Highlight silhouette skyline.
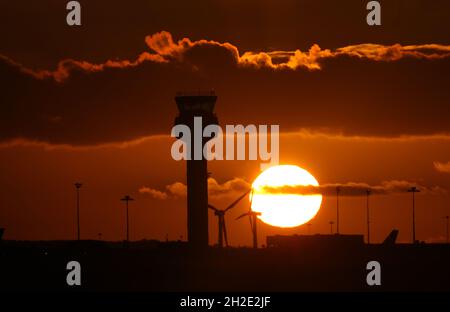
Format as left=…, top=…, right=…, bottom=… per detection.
left=0, top=1, right=449, bottom=297
left=1, top=27, right=450, bottom=244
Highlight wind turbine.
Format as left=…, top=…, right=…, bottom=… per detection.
left=208, top=189, right=250, bottom=248
left=236, top=189, right=261, bottom=249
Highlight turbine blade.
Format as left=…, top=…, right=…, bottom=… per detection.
left=235, top=212, right=250, bottom=220
left=224, top=189, right=251, bottom=212
left=249, top=189, right=254, bottom=210
left=248, top=188, right=255, bottom=231
left=208, top=204, right=219, bottom=212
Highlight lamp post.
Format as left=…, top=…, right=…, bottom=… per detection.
left=74, top=182, right=82, bottom=240
left=121, top=195, right=134, bottom=242
left=407, top=186, right=420, bottom=244
left=445, top=216, right=449, bottom=244
left=336, top=187, right=340, bottom=234
left=366, top=189, right=371, bottom=244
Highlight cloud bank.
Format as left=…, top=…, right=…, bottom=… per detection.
left=140, top=177, right=251, bottom=199
left=138, top=186, right=168, bottom=200
left=3, top=31, right=450, bottom=82
left=260, top=180, right=446, bottom=196
left=2, top=31, right=450, bottom=145
left=141, top=178, right=446, bottom=199
left=434, top=161, right=450, bottom=173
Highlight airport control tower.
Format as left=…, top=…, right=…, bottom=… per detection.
left=174, top=92, right=218, bottom=248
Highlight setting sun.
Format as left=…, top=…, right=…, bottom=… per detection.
left=251, top=165, right=322, bottom=228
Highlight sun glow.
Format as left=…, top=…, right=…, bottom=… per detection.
left=251, top=165, right=322, bottom=228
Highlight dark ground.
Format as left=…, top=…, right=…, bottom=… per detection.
left=1, top=240, right=449, bottom=292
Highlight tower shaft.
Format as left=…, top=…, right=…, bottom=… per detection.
left=186, top=157, right=209, bottom=247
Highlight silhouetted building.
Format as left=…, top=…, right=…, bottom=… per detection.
left=175, top=92, right=218, bottom=248
left=267, top=234, right=364, bottom=249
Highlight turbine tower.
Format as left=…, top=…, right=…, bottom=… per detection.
left=121, top=195, right=134, bottom=242
left=366, top=189, right=371, bottom=244
left=236, top=189, right=261, bottom=249
left=74, top=182, right=82, bottom=240
left=336, top=186, right=340, bottom=234
left=174, top=91, right=218, bottom=249
left=208, top=190, right=250, bottom=248
left=407, top=186, right=420, bottom=244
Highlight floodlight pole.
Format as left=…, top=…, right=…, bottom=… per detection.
left=408, top=187, right=420, bottom=244
left=445, top=216, right=449, bottom=244
left=74, top=182, right=82, bottom=241
left=336, top=187, right=340, bottom=234
left=366, top=189, right=371, bottom=244
left=121, top=195, right=134, bottom=242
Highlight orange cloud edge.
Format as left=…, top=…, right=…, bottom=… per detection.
left=1, top=31, right=449, bottom=82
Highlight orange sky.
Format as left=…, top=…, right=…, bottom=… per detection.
left=1, top=132, right=449, bottom=245
left=0, top=0, right=449, bottom=246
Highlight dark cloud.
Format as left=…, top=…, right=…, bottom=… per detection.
left=3, top=32, right=450, bottom=82
left=0, top=57, right=176, bottom=144
left=1, top=29, right=450, bottom=145
left=260, top=180, right=447, bottom=196
left=1, top=1, right=449, bottom=68
left=141, top=178, right=446, bottom=199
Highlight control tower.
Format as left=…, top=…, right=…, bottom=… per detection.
left=174, top=91, right=218, bottom=248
